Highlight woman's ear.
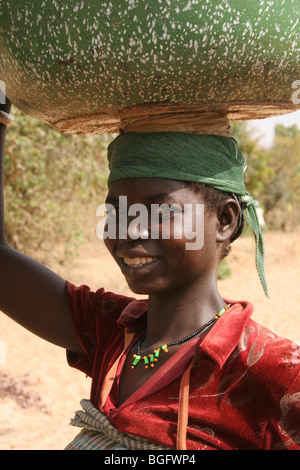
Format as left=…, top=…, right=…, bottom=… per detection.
left=216, top=198, right=241, bottom=243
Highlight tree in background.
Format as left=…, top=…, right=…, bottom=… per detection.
left=4, top=107, right=113, bottom=259
left=231, top=122, right=274, bottom=199
left=262, top=124, right=300, bottom=230
left=232, top=121, right=300, bottom=231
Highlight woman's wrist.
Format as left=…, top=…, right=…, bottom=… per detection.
left=0, top=109, right=14, bottom=126
left=0, top=98, right=13, bottom=126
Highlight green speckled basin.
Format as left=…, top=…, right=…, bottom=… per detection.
left=0, top=0, right=299, bottom=133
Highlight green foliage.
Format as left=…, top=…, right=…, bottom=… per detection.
left=261, top=124, right=300, bottom=230
left=4, top=107, right=113, bottom=257
left=231, top=122, right=274, bottom=198
left=232, top=121, right=300, bottom=231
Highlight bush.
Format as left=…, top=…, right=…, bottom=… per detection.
left=4, top=107, right=113, bottom=258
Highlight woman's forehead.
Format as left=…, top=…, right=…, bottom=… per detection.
left=106, top=178, right=203, bottom=205
left=108, top=177, right=181, bottom=193
left=106, top=177, right=196, bottom=202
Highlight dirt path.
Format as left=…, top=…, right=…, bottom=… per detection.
left=0, top=231, right=299, bottom=450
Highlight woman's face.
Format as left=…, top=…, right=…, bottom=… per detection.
left=104, top=178, right=222, bottom=296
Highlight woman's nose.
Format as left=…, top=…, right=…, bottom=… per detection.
left=127, top=217, right=149, bottom=240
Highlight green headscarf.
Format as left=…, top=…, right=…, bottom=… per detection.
left=107, top=132, right=268, bottom=297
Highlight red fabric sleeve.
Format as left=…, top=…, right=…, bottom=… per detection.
left=264, top=368, right=300, bottom=449
left=64, top=280, right=135, bottom=378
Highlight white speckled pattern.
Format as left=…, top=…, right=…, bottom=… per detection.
left=0, top=0, right=299, bottom=133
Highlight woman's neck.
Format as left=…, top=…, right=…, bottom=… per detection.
left=143, top=278, right=225, bottom=350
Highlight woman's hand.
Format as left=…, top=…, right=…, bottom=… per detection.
left=0, top=95, right=12, bottom=115
left=0, top=95, right=11, bottom=241
left=0, top=95, right=12, bottom=129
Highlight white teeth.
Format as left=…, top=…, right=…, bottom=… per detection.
left=123, top=257, right=158, bottom=267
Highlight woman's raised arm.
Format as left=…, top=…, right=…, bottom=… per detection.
left=0, top=98, right=82, bottom=353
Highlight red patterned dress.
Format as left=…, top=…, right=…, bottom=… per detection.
left=65, top=281, right=300, bottom=450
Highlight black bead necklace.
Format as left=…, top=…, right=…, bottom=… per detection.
left=131, top=304, right=231, bottom=370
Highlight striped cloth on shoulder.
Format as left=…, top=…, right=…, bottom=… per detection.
left=64, top=399, right=170, bottom=450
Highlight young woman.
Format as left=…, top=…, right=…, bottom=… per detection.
left=0, top=99, right=299, bottom=450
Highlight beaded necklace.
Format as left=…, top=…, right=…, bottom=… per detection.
left=131, top=304, right=231, bottom=370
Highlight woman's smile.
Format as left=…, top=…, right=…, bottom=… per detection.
left=104, top=178, right=220, bottom=295
left=122, top=256, right=159, bottom=267
left=119, top=255, right=162, bottom=280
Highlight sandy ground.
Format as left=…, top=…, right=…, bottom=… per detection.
left=0, top=230, right=300, bottom=450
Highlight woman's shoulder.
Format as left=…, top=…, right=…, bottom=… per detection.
left=65, top=280, right=148, bottom=328
left=244, top=317, right=298, bottom=364
left=234, top=315, right=299, bottom=392
left=65, top=280, right=135, bottom=313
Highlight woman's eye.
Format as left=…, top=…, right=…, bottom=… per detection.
left=153, top=204, right=182, bottom=221
left=159, top=210, right=172, bottom=220
left=106, top=207, right=119, bottom=217
left=153, top=208, right=168, bottom=220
